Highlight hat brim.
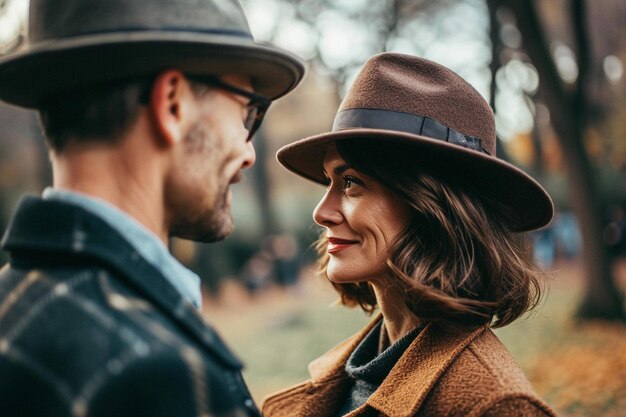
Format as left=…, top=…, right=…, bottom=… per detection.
left=0, top=31, right=305, bottom=108
left=277, top=128, right=553, bottom=232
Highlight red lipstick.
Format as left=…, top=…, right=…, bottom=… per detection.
left=327, top=237, right=359, bottom=254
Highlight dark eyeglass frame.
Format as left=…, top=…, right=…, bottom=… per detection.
left=187, top=75, right=271, bottom=142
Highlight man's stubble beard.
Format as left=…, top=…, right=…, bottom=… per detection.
left=168, top=122, right=235, bottom=243
left=194, top=182, right=233, bottom=243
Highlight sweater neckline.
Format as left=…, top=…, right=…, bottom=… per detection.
left=345, top=320, right=424, bottom=386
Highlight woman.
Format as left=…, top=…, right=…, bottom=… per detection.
left=263, top=53, right=557, bottom=417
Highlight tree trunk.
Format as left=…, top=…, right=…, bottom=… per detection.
left=487, top=0, right=500, bottom=112
left=508, top=0, right=625, bottom=320
left=486, top=0, right=512, bottom=163
left=250, top=128, right=279, bottom=237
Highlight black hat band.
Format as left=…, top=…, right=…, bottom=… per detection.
left=332, top=108, right=489, bottom=155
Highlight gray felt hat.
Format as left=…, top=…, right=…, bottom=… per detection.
left=0, top=0, right=305, bottom=108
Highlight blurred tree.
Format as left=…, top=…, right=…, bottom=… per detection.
left=499, top=0, right=625, bottom=321
left=249, top=128, right=280, bottom=236
left=0, top=0, right=50, bottom=237
left=0, top=103, right=50, bottom=264
left=0, top=0, right=26, bottom=54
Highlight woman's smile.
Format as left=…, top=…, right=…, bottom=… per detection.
left=327, top=236, right=359, bottom=253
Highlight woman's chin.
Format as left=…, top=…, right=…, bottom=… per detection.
left=327, top=271, right=365, bottom=284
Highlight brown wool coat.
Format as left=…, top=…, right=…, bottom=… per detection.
left=262, top=315, right=557, bottom=417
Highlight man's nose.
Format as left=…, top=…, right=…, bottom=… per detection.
left=241, top=140, right=256, bottom=169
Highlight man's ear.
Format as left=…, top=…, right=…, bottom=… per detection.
left=149, top=70, right=196, bottom=147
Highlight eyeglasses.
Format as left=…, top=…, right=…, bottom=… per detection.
left=188, top=75, right=271, bottom=142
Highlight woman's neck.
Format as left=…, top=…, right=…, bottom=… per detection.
left=371, top=280, right=423, bottom=345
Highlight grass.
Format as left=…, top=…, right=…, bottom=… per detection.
left=203, top=261, right=626, bottom=416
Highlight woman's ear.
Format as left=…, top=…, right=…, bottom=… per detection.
left=149, top=69, right=196, bottom=147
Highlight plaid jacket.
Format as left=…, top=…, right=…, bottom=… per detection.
left=0, top=196, right=259, bottom=417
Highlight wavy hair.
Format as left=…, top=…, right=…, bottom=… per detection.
left=316, top=139, right=545, bottom=328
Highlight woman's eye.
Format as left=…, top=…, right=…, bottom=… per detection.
left=343, top=175, right=361, bottom=190
left=323, top=175, right=362, bottom=191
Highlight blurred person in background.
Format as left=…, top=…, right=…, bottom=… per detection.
left=263, top=53, right=557, bottom=417
left=0, top=0, right=303, bottom=416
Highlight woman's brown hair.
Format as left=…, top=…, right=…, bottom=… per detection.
left=317, top=138, right=545, bottom=328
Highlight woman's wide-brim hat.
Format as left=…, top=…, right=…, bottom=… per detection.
left=277, top=53, right=553, bottom=232
left=0, top=0, right=305, bottom=108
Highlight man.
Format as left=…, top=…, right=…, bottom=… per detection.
left=0, top=0, right=304, bottom=416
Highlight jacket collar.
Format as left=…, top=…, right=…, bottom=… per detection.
left=1, top=195, right=242, bottom=369
left=42, top=187, right=203, bottom=310
left=308, top=314, right=381, bottom=382
left=308, top=314, right=486, bottom=417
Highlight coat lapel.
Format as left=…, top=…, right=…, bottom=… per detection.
left=263, top=315, right=382, bottom=417
left=309, top=314, right=382, bottom=382
left=2, top=196, right=242, bottom=369
left=366, top=321, right=486, bottom=417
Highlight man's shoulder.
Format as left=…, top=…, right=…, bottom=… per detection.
left=2, top=195, right=175, bottom=319
left=0, top=263, right=236, bottom=408
left=0, top=262, right=175, bottom=354
left=2, top=195, right=135, bottom=263
left=0, top=259, right=240, bottom=369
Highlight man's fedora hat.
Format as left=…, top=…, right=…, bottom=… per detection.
left=277, top=53, right=553, bottom=232
left=0, top=0, right=305, bottom=108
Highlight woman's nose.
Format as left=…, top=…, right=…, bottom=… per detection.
left=313, top=190, right=343, bottom=226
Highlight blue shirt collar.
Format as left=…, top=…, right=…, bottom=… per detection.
left=42, top=188, right=202, bottom=310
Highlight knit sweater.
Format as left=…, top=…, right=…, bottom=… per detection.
left=334, top=322, right=423, bottom=416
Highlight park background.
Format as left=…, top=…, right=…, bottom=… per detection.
left=1, top=0, right=625, bottom=415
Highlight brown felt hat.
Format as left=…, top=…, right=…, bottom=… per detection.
left=0, top=0, right=305, bottom=108
left=277, top=53, right=553, bottom=232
